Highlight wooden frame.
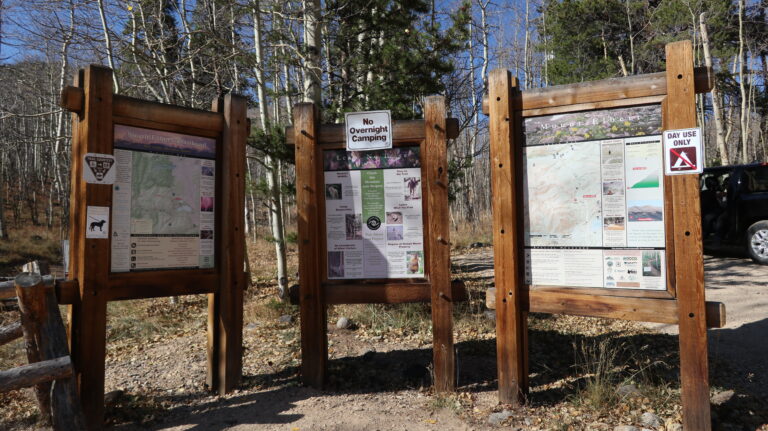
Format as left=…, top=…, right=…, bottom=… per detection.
left=60, top=65, right=247, bottom=429
left=486, top=42, right=719, bottom=430
left=290, top=97, right=461, bottom=392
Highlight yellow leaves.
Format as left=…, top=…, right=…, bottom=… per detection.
left=611, top=125, right=618, bottom=131
left=624, top=121, right=631, bottom=126
left=423, top=419, right=438, bottom=424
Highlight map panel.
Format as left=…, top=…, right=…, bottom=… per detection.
left=111, top=125, right=216, bottom=272
left=522, top=106, right=666, bottom=291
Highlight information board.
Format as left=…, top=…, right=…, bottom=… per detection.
left=111, top=125, right=217, bottom=272
left=522, top=105, right=666, bottom=290
left=323, top=147, right=424, bottom=279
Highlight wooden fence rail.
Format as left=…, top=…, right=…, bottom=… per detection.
left=0, top=262, right=86, bottom=430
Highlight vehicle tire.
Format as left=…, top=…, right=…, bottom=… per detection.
left=747, top=221, right=768, bottom=264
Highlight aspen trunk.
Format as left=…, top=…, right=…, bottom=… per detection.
left=700, top=13, right=729, bottom=165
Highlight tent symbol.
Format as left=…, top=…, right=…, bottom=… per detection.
left=670, top=148, right=696, bottom=170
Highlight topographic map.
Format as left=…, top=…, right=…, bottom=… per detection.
left=130, top=152, right=200, bottom=235
left=523, top=142, right=602, bottom=247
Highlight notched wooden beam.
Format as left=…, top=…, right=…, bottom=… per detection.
left=289, top=280, right=467, bottom=305
left=481, top=66, right=714, bottom=115
left=485, top=287, right=725, bottom=328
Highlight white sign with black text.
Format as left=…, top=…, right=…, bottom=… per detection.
left=663, top=128, right=703, bottom=175
left=345, top=110, right=392, bottom=151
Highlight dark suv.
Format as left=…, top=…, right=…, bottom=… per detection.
left=700, top=163, right=768, bottom=264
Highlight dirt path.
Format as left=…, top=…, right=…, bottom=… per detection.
left=646, top=254, right=768, bottom=401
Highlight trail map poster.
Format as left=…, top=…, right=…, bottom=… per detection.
left=522, top=105, right=666, bottom=290
left=323, top=147, right=424, bottom=279
left=111, top=125, right=216, bottom=272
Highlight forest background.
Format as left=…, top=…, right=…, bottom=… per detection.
left=0, top=0, right=767, bottom=292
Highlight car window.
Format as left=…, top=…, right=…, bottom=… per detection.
left=743, top=167, right=768, bottom=193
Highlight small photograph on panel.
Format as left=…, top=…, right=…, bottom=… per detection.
left=345, top=214, right=362, bottom=240
left=627, top=200, right=662, bottom=222
left=201, top=196, right=215, bottom=212
left=328, top=251, right=344, bottom=278
left=642, top=251, right=662, bottom=277
left=326, top=183, right=342, bottom=200
left=200, top=229, right=214, bottom=239
left=404, top=177, right=421, bottom=201
left=387, top=226, right=403, bottom=241
left=406, top=251, right=424, bottom=275
left=201, top=166, right=214, bottom=176
left=603, top=216, right=625, bottom=230
left=602, top=180, right=624, bottom=196
left=386, top=211, right=403, bottom=224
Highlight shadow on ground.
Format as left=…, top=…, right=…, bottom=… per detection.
left=107, top=317, right=768, bottom=430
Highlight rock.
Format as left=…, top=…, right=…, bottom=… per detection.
left=278, top=314, right=293, bottom=323
left=245, top=322, right=259, bottom=330
left=484, top=310, right=496, bottom=322
left=616, top=384, right=642, bottom=398
left=104, top=390, right=124, bottom=406
left=487, top=409, right=513, bottom=425
left=640, top=412, right=661, bottom=428
left=613, top=426, right=639, bottom=431
left=336, top=316, right=351, bottom=329
left=666, top=425, right=682, bottom=431
left=711, top=389, right=735, bottom=405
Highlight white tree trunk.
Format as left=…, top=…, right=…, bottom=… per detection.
left=253, top=1, right=289, bottom=298
left=738, top=0, right=749, bottom=163
left=97, top=0, right=120, bottom=92
left=700, top=13, right=729, bottom=165
left=303, top=0, right=322, bottom=105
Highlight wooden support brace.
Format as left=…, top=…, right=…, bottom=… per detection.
left=484, top=288, right=725, bottom=328
left=424, top=95, right=455, bottom=393
left=294, top=103, right=327, bottom=389
left=488, top=69, right=528, bottom=405
left=665, top=41, right=712, bottom=431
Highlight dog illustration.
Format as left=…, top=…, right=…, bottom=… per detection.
left=90, top=219, right=106, bottom=232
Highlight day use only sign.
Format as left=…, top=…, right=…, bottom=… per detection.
left=663, top=128, right=703, bottom=175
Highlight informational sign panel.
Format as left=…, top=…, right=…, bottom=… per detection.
left=86, top=206, right=110, bottom=239
left=110, top=125, right=216, bottom=272
left=664, top=127, right=703, bottom=175
left=83, top=153, right=116, bottom=184
left=522, top=105, right=666, bottom=290
left=345, top=110, right=392, bottom=151
left=323, top=147, right=424, bottom=279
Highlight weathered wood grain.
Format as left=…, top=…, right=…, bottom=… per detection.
left=206, top=94, right=247, bottom=395
left=482, top=66, right=714, bottom=115
left=488, top=69, right=528, bottom=404
left=285, top=118, right=460, bottom=145
left=485, top=288, right=725, bottom=327
left=66, top=65, right=113, bottom=430
left=424, top=96, right=455, bottom=393
left=0, top=356, right=72, bottom=394
left=294, top=103, right=327, bottom=389
left=665, top=41, right=712, bottom=431
left=0, top=322, right=23, bottom=346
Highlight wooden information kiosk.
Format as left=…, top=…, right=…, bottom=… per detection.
left=287, top=96, right=464, bottom=391
left=60, top=65, right=247, bottom=428
left=486, top=41, right=724, bottom=430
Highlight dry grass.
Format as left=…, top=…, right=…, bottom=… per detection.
left=450, top=213, right=493, bottom=249
left=0, top=226, right=62, bottom=276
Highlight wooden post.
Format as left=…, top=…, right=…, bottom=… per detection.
left=16, top=270, right=86, bottom=430
left=14, top=273, right=52, bottom=424
left=207, top=94, right=247, bottom=394
left=67, top=65, right=113, bottom=430
left=294, top=103, right=327, bottom=388
left=488, top=69, right=528, bottom=404
left=664, top=41, right=711, bottom=431
left=424, top=96, right=455, bottom=392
